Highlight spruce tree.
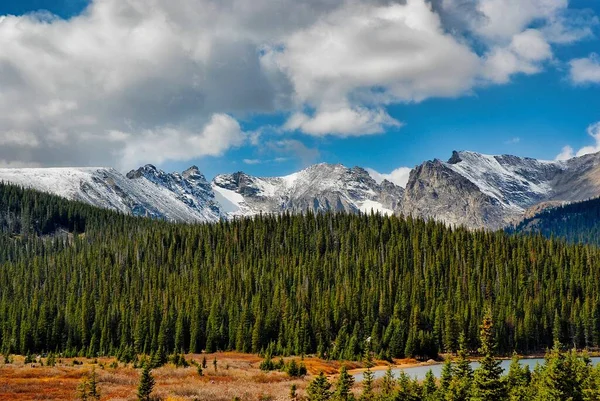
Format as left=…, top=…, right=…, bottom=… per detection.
left=307, top=371, right=333, bottom=401
left=422, top=370, right=437, bottom=401
left=137, top=365, right=155, bottom=401
left=506, top=354, right=531, bottom=398
left=360, top=341, right=375, bottom=401
left=88, top=368, right=100, bottom=401
left=334, top=365, right=355, bottom=401
left=379, top=366, right=396, bottom=401
left=471, top=310, right=506, bottom=401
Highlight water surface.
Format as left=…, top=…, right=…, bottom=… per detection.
left=353, top=357, right=600, bottom=382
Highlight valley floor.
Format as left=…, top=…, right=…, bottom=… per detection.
left=0, top=352, right=388, bottom=401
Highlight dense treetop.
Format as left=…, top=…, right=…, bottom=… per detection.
left=510, top=196, right=600, bottom=246
left=0, top=183, right=599, bottom=361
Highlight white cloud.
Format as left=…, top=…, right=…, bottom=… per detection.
left=556, top=122, right=600, bottom=161
left=0, top=0, right=594, bottom=166
left=555, top=145, right=574, bottom=161
left=265, top=0, right=482, bottom=136
left=118, top=114, right=246, bottom=168
left=482, top=29, right=552, bottom=84
left=366, top=167, right=413, bottom=188
left=473, top=0, right=568, bottom=42
left=570, top=53, right=600, bottom=85
left=284, top=107, right=402, bottom=137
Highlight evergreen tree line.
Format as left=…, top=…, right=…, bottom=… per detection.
left=1, top=183, right=600, bottom=360
left=509, top=196, right=600, bottom=246
left=308, top=312, right=600, bottom=401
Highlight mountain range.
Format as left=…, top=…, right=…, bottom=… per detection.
left=2, top=150, right=600, bottom=230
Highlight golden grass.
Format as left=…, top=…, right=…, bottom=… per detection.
left=0, top=352, right=414, bottom=400
left=0, top=353, right=325, bottom=401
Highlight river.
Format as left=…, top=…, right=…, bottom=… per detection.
left=353, top=357, right=600, bottom=382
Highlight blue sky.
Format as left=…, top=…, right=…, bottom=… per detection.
left=0, top=0, right=599, bottom=185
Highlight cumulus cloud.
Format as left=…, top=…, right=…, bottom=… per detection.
left=117, top=114, right=246, bottom=168
left=570, top=53, right=600, bottom=85
left=284, top=108, right=402, bottom=137
left=0, top=0, right=594, bottom=167
left=264, top=0, right=481, bottom=135
left=366, top=166, right=413, bottom=188
left=555, top=122, right=600, bottom=161
left=482, top=29, right=553, bottom=83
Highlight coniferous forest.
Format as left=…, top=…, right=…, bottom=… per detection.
left=1, top=182, right=600, bottom=363
left=510, top=196, right=600, bottom=246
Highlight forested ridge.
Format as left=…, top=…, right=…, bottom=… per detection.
left=1, top=182, right=600, bottom=361
left=510, top=196, right=600, bottom=246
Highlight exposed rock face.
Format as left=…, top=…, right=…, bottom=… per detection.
left=212, top=163, right=404, bottom=217
left=0, top=166, right=224, bottom=222
left=402, top=151, right=600, bottom=229
left=3, top=150, right=600, bottom=230
left=401, top=159, right=507, bottom=229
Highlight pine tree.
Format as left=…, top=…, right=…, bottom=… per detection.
left=379, top=366, right=396, bottom=401
left=422, top=370, right=437, bottom=401
left=448, top=332, right=473, bottom=400
left=360, top=340, right=375, bottom=401
left=471, top=310, right=506, bottom=401
left=77, top=376, right=89, bottom=401
left=88, top=368, right=100, bottom=401
left=334, top=365, right=355, bottom=401
left=506, top=354, right=531, bottom=401
left=137, top=365, right=155, bottom=401
left=307, top=371, right=332, bottom=401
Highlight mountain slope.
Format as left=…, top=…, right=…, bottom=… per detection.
left=212, top=163, right=403, bottom=217
left=510, top=196, right=600, bottom=245
left=0, top=165, right=223, bottom=222
left=2, top=150, right=600, bottom=230
left=403, top=150, right=600, bottom=229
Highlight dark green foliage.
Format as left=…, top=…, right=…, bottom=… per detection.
left=472, top=310, right=507, bottom=401
left=379, top=367, right=396, bottom=401
left=448, top=332, right=473, bottom=401
left=137, top=365, right=155, bottom=401
left=509, top=196, right=600, bottom=246
left=505, top=354, right=531, bottom=400
left=88, top=368, right=100, bottom=401
left=77, top=368, right=100, bottom=401
left=260, top=355, right=277, bottom=371
left=307, top=371, right=333, bottom=401
left=2, top=183, right=600, bottom=359
left=285, top=359, right=307, bottom=378
left=422, top=370, right=437, bottom=401
left=333, top=366, right=355, bottom=401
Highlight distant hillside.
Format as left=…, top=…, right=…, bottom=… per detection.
left=509, top=196, right=600, bottom=245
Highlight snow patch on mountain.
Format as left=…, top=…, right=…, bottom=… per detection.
left=446, top=151, right=560, bottom=210
left=0, top=166, right=223, bottom=222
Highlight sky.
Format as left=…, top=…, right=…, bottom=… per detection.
left=0, top=0, right=599, bottom=187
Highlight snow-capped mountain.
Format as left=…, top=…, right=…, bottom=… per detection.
left=212, top=163, right=403, bottom=217
left=402, top=150, right=600, bottom=229
left=3, top=150, right=600, bottom=230
left=0, top=165, right=223, bottom=222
